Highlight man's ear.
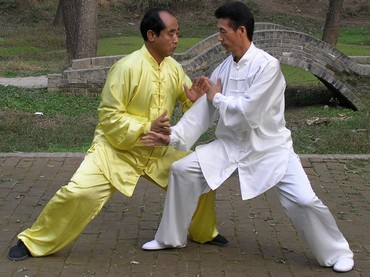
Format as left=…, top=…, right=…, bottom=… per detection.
left=239, top=26, right=247, bottom=37
left=147, top=30, right=156, bottom=42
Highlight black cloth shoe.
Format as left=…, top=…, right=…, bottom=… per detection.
left=207, top=234, right=229, bottom=247
left=8, top=240, right=31, bottom=261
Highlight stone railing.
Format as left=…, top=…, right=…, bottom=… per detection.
left=48, top=23, right=370, bottom=110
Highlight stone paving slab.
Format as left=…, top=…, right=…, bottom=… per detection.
left=0, top=76, right=47, bottom=89
left=0, top=153, right=369, bottom=277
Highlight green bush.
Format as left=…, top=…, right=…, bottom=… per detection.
left=0, top=0, right=17, bottom=13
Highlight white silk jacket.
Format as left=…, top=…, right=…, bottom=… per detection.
left=170, top=43, right=293, bottom=200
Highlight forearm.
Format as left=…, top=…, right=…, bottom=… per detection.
left=99, top=108, right=151, bottom=150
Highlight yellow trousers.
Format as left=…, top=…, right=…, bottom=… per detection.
left=18, top=154, right=218, bottom=256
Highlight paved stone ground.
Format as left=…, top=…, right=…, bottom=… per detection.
left=0, top=76, right=47, bottom=89
left=0, top=153, right=369, bottom=277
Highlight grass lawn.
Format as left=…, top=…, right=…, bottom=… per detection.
left=0, top=12, right=368, bottom=154
left=0, top=85, right=368, bottom=154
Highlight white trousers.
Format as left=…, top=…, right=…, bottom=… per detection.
left=155, top=151, right=353, bottom=267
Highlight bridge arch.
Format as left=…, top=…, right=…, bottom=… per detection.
left=181, top=23, right=370, bottom=110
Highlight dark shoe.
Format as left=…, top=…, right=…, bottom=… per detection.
left=8, top=240, right=30, bottom=261
left=206, top=234, right=229, bottom=247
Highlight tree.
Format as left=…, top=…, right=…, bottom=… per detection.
left=60, top=0, right=98, bottom=61
left=322, top=0, right=344, bottom=46
left=53, top=0, right=63, bottom=26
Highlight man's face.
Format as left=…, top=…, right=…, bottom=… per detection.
left=153, top=12, right=179, bottom=59
left=217, top=18, right=242, bottom=54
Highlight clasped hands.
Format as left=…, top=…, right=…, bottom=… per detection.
left=142, top=111, right=171, bottom=147
left=184, top=76, right=222, bottom=103
left=141, top=77, right=222, bottom=147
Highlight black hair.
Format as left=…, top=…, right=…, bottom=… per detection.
left=140, top=8, right=175, bottom=41
left=214, top=1, right=255, bottom=41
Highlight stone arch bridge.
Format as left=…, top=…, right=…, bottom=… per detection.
left=48, top=23, right=370, bottom=110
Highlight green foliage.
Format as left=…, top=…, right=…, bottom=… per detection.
left=281, top=65, right=321, bottom=86
left=2, top=24, right=66, bottom=51
left=0, top=84, right=369, bottom=154
left=285, top=106, right=369, bottom=154
left=121, top=0, right=259, bottom=13
left=0, top=24, right=67, bottom=76
left=0, top=0, right=368, bottom=78
left=335, top=28, right=370, bottom=55
left=267, top=13, right=322, bottom=35
left=336, top=43, right=370, bottom=56
left=124, top=0, right=207, bottom=12
left=0, top=0, right=17, bottom=13
left=0, top=46, right=42, bottom=56
left=0, top=86, right=99, bottom=117
left=0, top=0, right=58, bottom=23
left=0, top=0, right=368, bottom=154
left=0, top=112, right=96, bottom=152
left=98, top=36, right=202, bottom=56
left=172, top=104, right=370, bottom=154
left=339, top=28, right=370, bottom=45
left=0, top=86, right=100, bottom=152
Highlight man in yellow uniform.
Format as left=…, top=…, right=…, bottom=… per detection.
left=8, top=8, right=227, bottom=261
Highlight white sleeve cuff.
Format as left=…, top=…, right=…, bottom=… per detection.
left=212, top=93, right=224, bottom=109
left=169, top=134, right=179, bottom=148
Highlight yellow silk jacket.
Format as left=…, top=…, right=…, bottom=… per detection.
left=87, top=45, right=193, bottom=197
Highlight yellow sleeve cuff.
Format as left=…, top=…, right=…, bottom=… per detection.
left=145, top=121, right=152, bottom=133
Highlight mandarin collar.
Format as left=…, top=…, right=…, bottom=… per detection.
left=140, top=45, right=165, bottom=68
left=233, top=42, right=257, bottom=68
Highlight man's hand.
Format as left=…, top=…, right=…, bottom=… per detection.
left=141, top=131, right=170, bottom=147
left=151, top=111, right=171, bottom=135
left=184, top=77, right=205, bottom=102
left=203, top=77, right=222, bottom=102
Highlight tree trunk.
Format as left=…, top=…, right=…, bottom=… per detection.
left=75, top=0, right=98, bottom=59
left=61, top=0, right=98, bottom=62
left=322, top=0, right=344, bottom=46
left=61, top=0, right=78, bottom=61
left=53, top=0, right=64, bottom=26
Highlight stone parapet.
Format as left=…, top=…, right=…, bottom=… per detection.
left=48, top=23, right=370, bottom=110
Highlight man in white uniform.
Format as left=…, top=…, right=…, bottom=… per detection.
left=140, top=1, right=354, bottom=273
